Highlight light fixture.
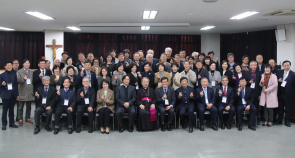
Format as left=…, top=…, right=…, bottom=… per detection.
left=200, top=26, right=215, bottom=30
left=141, top=26, right=150, bottom=30
left=25, top=11, right=54, bottom=20
left=66, top=26, right=81, bottom=31
left=230, top=11, right=259, bottom=20
left=0, top=27, right=15, bottom=31
left=143, top=11, right=158, bottom=19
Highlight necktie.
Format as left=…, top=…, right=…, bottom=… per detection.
left=224, top=87, right=226, bottom=96
left=204, top=88, right=208, bottom=104
left=183, top=89, right=187, bottom=95
left=164, top=88, right=167, bottom=94
left=283, top=72, right=287, bottom=80
left=43, top=70, right=45, bottom=76
left=241, top=88, right=246, bottom=107
left=44, top=87, right=48, bottom=97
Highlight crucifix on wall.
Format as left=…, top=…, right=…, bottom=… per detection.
left=46, top=39, right=63, bottom=60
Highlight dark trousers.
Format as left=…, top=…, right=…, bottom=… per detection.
left=218, top=105, right=235, bottom=125
left=158, top=106, right=175, bottom=125
left=2, top=96, right=16, bottom=126
left=278, top=94, right=294, bottom=123
left=76, top=105, right=94, bottom=128
left=98, top=108, right=112, bottom=127
left=34, top=107, right=53, bottom=126
left=197, top=104, right=217, bottom=125
left=15, top=101, right=19, bottom=121
left=178, top=105, right=194, bottom=127
left=116, top=105, right=135, bottom=129
left=236, top=105, right=257, bottom=126
left=253, top=96, right=260, bottom=118
left=18, top=101, right=32, bottom=121
left=55, top=106, right=73, bottom=128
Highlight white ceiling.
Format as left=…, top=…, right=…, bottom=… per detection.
left=0, top=0, right=295, bottom=34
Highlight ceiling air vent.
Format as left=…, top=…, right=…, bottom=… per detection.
left=264, top=9, right=295, bottom=16
left=203, top=0, right=217, bottom=3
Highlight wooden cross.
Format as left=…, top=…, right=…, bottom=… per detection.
left=46, top=39, right=63, bottom=60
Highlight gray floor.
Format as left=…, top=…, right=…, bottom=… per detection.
left=0, top=104, right=295, bottom=158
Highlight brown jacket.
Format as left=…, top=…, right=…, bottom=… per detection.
left=154, top=71, right=171, bottom=89
left=96, top=88, right=115, bottom=113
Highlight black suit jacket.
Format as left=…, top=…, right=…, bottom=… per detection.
left=75, top=62, right=84, bottom=72
left=76, top=87, right=96, bottom=108
left=33, top=69, right=52, bottom=92
left=55, top=88, right=76, bottom=108
left=0, top=71, right=19, bottom=99
left=128, top=73, right=139, bottom=87
left=175, top=86, right=195, bottom=110
left=277, top=70, right=295, bottom=97
left=215, top=86, right=234, bottom=107
left=140, top=62, right=157, bottom=73
left=195, top=87, right=215, bottom=106
left=77, top=70, right=97, bottom=91
left=156, top=86, right=176, bottom=108
left=139, top=71, right=155, bottom=88
left=194, top=68, right=209, bottom=88
left=115, top=85, right=136, bottom=108
left=218, top=69, right=233, bottom=88
left=177, top=62, right=184, bottom=73
left=36, top=86, right=56, bottom=109
left=256, top=63, right=265, bottom=74
left=235, top=87, right=254, bottom=107
left=245, top=71, right=262, bottom=97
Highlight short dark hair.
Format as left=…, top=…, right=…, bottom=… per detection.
left=239, top=77, right=246, bottom=81
left=109, top=49, right=116, bottom=53
left=84, top=61, right=91, bottom=65
left=195, top=59, right=203, bottom=64
left=188, top=56, right=194, bottom=61
left=143, top=62, right=151, bottom=67
left=52, top=65, right=60, bottom=72
left=171, top=63, right=179, bottom=68
left=198, top=52, right=205, bottom=57
left=122, top=75, right=129, bottom=81
left=157, top=63, right=165, bottom=69
left=38, top=59, right=46, bottom=64
left=283, top=60, right=291, bottom=66
left=233, top=64, right=241, bottom=73
left=100, top=66, right=109, bottom=76
left=116, top=63, right=124, bottom=71
left=264, top=63, right=271, bottom=69
left=227, top=53, right=234, bottom=58
left=62, top=76, right=71, bottom=83
left=101, top=79, right=109, bottom=86
left=93, top=58, right=99, bottom=63
left=5, top=60, right=13, bottom=65
left=242, top=55, right=249, bottom=60
left=12, top=59, right=19, bottom=63
left=161, top=77, right=168, bottom=82
left=204, top=56, right=211, bottom=61
left=221, top=60, right=230, bottom=70
left=123, top=49, right=130, bottom=55
left=118, top=53, right=124, bottom=57
left=208, top=51, right=214, bottom=56
left=180, top=77, right=188, bottom=83
left=130, top=63, right=138, bottom=70
left=256, top=54, right=263, bottom=58
left=66, top=56, right=73, bottom=64
left=61, top=52, right=68, bottom=56
left=66, top=66, right=75, bottom=74
left=22, top=59, right=30, bottom=65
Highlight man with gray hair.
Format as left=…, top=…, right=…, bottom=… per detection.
left=140, top=54, right=157, bottom=73
left=146, top=49, right=159, bottom=64
left=76, top=53, right=86, bottom=73
left=165, top=47, right=174, bottom=64
left=159, top=53, right=172, bottom=73
left=33, top=76, right=56, bottom=135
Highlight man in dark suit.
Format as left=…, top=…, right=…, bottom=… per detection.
left=195, top=77, right=218, bottom=131
left=0, top=60, right=19, bottom=130
left=33, top=76, right=56, bottom=134
left=269, top=59, right=279, bottom=76
left=12, top=59, right=20, bottom=122
left=174, top=54, right=184, bottom=73
left=215, top=76, right=235, bottom=130
left=245, top=61, right=262, bottom=124
left=276, top=60, right=295, bottom=127
left=235, top=77, right=257, bottom=131
left=141, top=54, right=157, bottom=73
left=194, top=60, right=209, bottom=88
left=142, top=49, right=159, bottom=64
left=77, top=61, right=97, bottom=91
left=156, top=77, right=176, bottom=131
left=54, top=77, right=76, bottom=135
left=75, top=53, right=86, bottom=73
left=33, top=59, right=53, bottom=92
left=115, top=75, right=136, bottom=133
left=112, top=53, right=130, bottom=73
left=176, top=77, right=195, bottom=133
left=76, top=77, right=95, bottom=133
left=256, top=54, right=265, bottom=74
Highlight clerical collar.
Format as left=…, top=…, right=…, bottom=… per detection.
left=124, top=85, right=128, bottom=88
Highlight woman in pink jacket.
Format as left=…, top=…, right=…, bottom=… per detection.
left=259, top=64, right=278, bottom=127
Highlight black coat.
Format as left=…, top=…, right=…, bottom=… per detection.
left=35, top=86, right=56, bottom=109
left=215, top=86, right=234, bottom=108
left=76, top=87, right=96, bottom=108
left=55, top=88, right=76, bottom=109
left=175, top=86, right=195, bottom=110
left=194, top=68, right=209, bottom=88
left=277, top=70, right=295, bottom=97
left=115, top=85, right=136, bottom=108
left=156, top=86, right=176, bottom=108
left=128, top=73, right=139, bottom=87
left=33, top=69, right=52, bottom=92
left=245, top=71, right=262, bottom=98
left=235, top=87, right=254, bottom=107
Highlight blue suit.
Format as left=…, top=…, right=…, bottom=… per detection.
left=0, top=71, right=19, bottom=126
left=176, top=86, right=195, bottom=127
left=215, top=86, right=235, bottom=125
left=195, top=87, right=217, bottom=125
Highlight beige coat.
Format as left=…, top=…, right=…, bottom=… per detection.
left=17, top=69, right=34, bottom=101
left=96, top=89, right=115, bottom=113
left=154, top=71, right=171, bottom=89
left=170, top=72, right=181, bottom=90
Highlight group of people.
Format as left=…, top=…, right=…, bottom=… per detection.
left=0, top=48, right=293, bottom=134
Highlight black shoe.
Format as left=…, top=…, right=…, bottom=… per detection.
left=238, top=125, right=242, bottom=131
left=226, top=125, right=231, bottom=129
left=161, top=125, right=166, bottom=132
left=167, top=124, right=172, bottom=131
left=248, top=126, right=256, bottom=131
left=182, top=124, right=186, bottom=129
left=128, top=128, right=133, bottom=133
left=2, top=126, right=6, bottom=130
left=221, top=124, right=225, bottom=130
left=9, top=124, right=18, bottom=128
left=274, top=121, right=282, bottom=125
left=88, top=127, right=93, bottom=133
left=119, top=127, right=125, bottom=133
left=212, top=124, right=218, bottom=131
left=267, top=123, right=273, bottom=127
left=106, top=131, right=109, bottom=134
left=200, top=125, right=204, bottom=131
left=54, top=128, right=59, bottom=135
left=262, top=122, right=267, bottom=126
left=45, top=126, right=52, bottom=132
left=34, top=127, right=40, bottom=135
left=285, top=122, right=291, bottom=127
left=189, top=126, right=193, bottom=133
left=68, top=128, right=73, bottom=134
left=76, top=127, right=81, bottom=133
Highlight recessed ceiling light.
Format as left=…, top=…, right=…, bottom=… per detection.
left=66, top=26, right=81, bottom=31
left=141, top=26, right=150, bottom=30
left=230, top=11, right=259, bottom=20
left=143, top=11, right=158, bottom=19
left=200, top=26, right=215, bottom=30
left=0, top=27, right=15, bottom=31
left=25, top=11, right=54, bottom=20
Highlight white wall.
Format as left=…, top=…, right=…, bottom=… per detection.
left=44, top=30, right=64, bottom=69
left=201, top=34, right=220, bottom=62
left=277, top=24, right=295, bottom=70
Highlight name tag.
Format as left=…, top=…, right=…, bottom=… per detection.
left=281, top=81, right=287, bottom=87
left=84, top=98, right=89, bottom=104
left=89, top=83, right=92, bottom=87
left=250, top=83, right=255, bottom=88
left=205, top=99, right=209, bottom=104
left=212, top=81, right=215, bottom=86
left=64, top=99, right=69, bottom=106
left=56, top=85, right=60, bottom=90
left=136, top=85, right=139, bottom=90
left=196, top=81, right=198, bottom=86
left=7, top=83, right=13, bottom=90
left=26, top=78, right=31, bottom=84
left=242, top=98, right=246, bottom=104
left=120, top=83, right=123, bottom=86
left=42, top=97, right=47, bottom=104
left=82, top=67, right=85, bottom=71
left=222, top=96, right=227, bottom=103
left=165, top=99, right=169, bottom=105
left=158, top=82, right=161, bottom=86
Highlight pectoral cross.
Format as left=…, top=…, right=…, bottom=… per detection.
left=46, top=39, right=63, bottom=60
